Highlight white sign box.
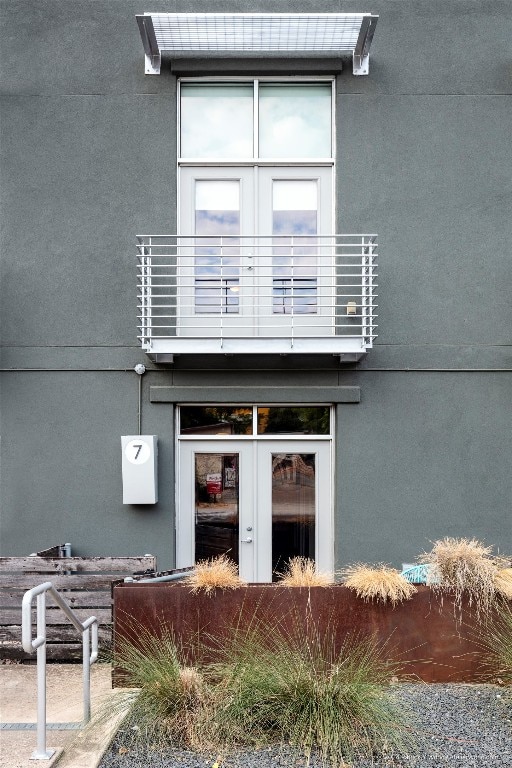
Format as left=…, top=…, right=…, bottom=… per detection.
left=121, top=435, right=158, bottom=504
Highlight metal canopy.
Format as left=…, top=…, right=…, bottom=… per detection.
left=136, top=13, right=378, bottom=76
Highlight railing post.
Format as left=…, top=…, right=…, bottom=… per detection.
left=361, top=236, right=369, bottom=344
left=82, top=625, right=91, bottom=724
left=367, top=238, right=375, bottom=344
left=22, top=582, right=98, bottom=760
left=34, top=591, right=55, bottom=760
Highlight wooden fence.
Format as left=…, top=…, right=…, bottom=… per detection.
left=0, top=549, right=157, bottom=661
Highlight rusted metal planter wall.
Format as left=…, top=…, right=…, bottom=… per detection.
left=113, top=583, right=490, bottom=684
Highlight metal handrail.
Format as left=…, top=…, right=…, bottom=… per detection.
left=21, top=581, right=99, bottom=760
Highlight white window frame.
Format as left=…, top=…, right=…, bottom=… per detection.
left=175, top=404, right=335, bottom=582
left=177, top=75, right=336, bottom=175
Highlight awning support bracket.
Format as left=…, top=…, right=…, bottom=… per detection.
left=136, top=15, right=161, bottom=75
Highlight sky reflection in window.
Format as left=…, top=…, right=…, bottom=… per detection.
left=273, top=180, right=318, bottom=314
left=194, top=180, right=240, bottom=313
left=259, top=85, right=332, bottom=158
left=181, top=85, right=253, bottom=158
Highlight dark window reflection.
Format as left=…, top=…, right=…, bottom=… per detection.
left=181, top=407, right=253, bottom=435
left=195, top=453, right=239, bottom=564
left=271, top=453, right=315, bottom=579
left=258, top=407, right=329, bottom=435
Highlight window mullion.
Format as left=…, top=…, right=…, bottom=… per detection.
left=253, top=79, right=259, bottom=160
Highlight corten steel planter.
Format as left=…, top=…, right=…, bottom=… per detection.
left=113, top=583, right=490, bottom=685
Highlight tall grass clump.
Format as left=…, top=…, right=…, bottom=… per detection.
left=185, top=554, right=244, bottom=595
left=114, top=623, right=213, bottom=750
left=495, top=568, right=512, bottom=600
left=480, top=601, right=512, bottom=686
left=278, top=556, right=333, bottom=587
left=420, top=537, right=504, bottom=616
left=209, top=619, right=409, bottom=765
left=342, top=564, right=416, bottom=606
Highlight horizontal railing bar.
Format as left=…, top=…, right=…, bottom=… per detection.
left=137, top=234, right=378, bottom=239
left=138, top=305, right=378, bottom=311
left=138, top=322, right=370, bottom=328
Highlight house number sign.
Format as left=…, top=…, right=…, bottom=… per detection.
left=124, top=438, right=151, bottom=465
left=121, top=435, right=158, bottom=504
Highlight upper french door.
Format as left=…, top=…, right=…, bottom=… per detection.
left=178, top=166, right=333, bottom=337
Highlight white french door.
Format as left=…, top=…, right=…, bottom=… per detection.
left=178, top=166, right=333, bottom=338
left=177, top=439, right=333, bottom=583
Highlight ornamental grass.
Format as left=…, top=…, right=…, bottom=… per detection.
left=113, top=614, right=411, bottom=764
left=277, top=556, right=333, bottom=587
left=113, top=624, right=214, bottom=750
left=208, top=618, right=410, bottom=765
left=342, top=564, right=416, bottom=606
left=476, top=601, right=512, bottom=687
left=495, top=568, right=512, bottom=600
left=420, top=537, right=505, bottom=616
left=185, top=554, right=244, bottom=595
left=486, top=602, right=512, bottom=685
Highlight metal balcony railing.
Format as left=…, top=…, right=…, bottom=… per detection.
left=137, top=235, right=377, bottom=360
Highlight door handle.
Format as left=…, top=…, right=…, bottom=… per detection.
left=241, top=537, right=253, bottom=543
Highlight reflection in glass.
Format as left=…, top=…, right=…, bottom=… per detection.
left=272, top=454, right=315, bottom=579
left=272, top=180, right=318, bottom=315
left=258, top=407, right=329, bottom=435
left=195, top=453, right=239, bottom=565
left=181, top=407, right=253, bottom=435
left=259, top=84, right=332, bottom=158
left=181, top=85, right=253, bottom=158
left=195, top=180, right=240, bottom=314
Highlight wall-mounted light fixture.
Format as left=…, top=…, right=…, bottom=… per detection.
left=346, top=301, right=357, bottom=315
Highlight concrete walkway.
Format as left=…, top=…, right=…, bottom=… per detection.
left=0, top=664, right=133, bottom=768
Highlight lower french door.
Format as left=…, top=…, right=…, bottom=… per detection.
left=177, top=439, right=333, bottom=583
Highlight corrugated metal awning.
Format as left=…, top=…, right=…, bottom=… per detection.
left=136, top=13, right=378, bottom=76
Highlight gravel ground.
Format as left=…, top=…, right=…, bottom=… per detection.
left=99, top=684, right=511, bottom=768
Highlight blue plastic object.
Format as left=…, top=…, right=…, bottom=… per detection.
left=400, top=563, right=432, bottom=584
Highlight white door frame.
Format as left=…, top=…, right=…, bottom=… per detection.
left=178, top=166, right=333, bottom=339
left=177, top=437, right=333, bottom=582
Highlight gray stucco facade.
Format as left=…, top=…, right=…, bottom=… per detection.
left=1, top=1, right=511, bottom=571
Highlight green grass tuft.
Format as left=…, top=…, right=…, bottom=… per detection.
left=114, top=623, right=215, bottom=750
left=481, top=601, right=512, bottom=686
left=207, top=617, right=411, bottom=765
left=113, top=613, right=413, bottom=764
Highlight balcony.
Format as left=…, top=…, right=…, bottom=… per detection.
left=137, top=235, right=377, bottom=362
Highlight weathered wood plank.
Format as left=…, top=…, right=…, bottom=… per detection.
left=0, top=556, right=156, bottom=574
left=0, top=554, right=155, bottom=661
left=1, top=574, right=126, bottom=589
left=0, top=625, right=111, bottom=644
left=1, top=643, right=89, bottom=661
left=0, top=608, right=112, bottom=626
left=0, top=591, right=112, bottom=609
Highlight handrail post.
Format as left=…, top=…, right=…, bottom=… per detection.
left=83, top=625, right=91, bottom=724
left=34, top=590, right=55, bottom=760
left=22, top=582, right=98, bottom=760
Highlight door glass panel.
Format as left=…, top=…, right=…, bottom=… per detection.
left=259, top=84, right=332, bottom=158
left=195, top=180, right=240, bottom=314
left=181, top=407, right=253, bottom=435
left=257, top=407, right=329, bottom=435
left=272, top=180, right=318, bottom=315
left=271, top=453, right=315, bottom=578
left=195, top=453, right=239, bottom=565
left=180, top=85, right=253, bottom=158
